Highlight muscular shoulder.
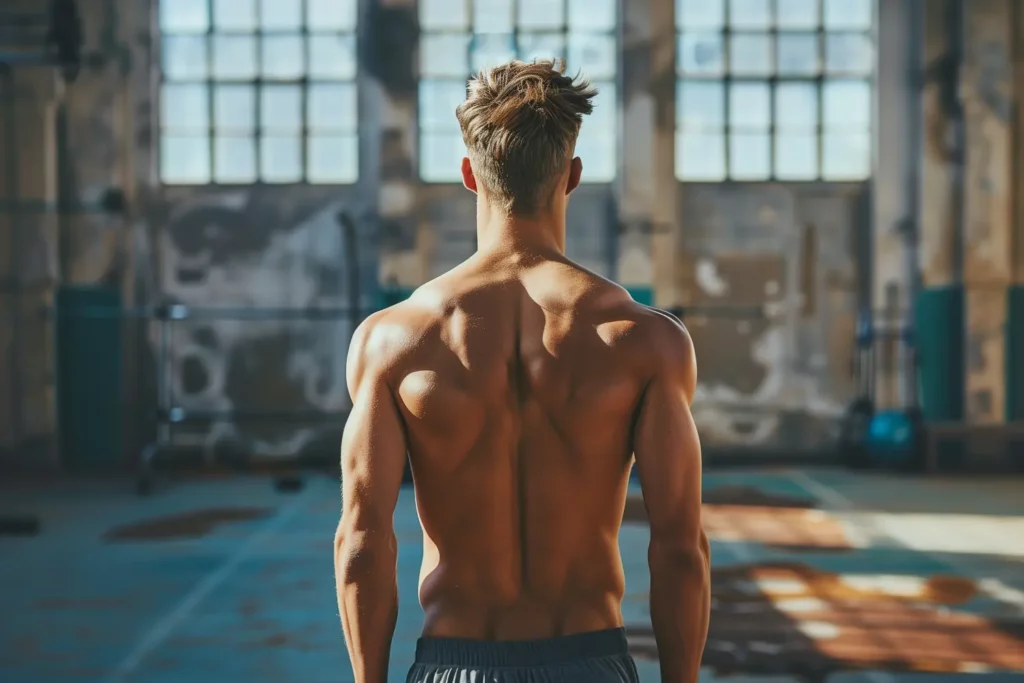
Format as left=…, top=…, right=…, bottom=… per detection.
left=346, top=298, right=442, bottom=394
left=625, top=306, right=698, bottom=399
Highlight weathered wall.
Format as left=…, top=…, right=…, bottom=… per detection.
left=4, top=0, right=976, bottom=465
left=961, top=0, right=1015, bottom=426
left=678, top=184, right=864, bottom=450
left=0, top=62, right=61, bottom=464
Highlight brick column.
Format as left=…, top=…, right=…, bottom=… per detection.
left=961, top=0, right=1014, bottom=425
left=365, top=0, right=424, bottom=301
left=617, top=0, right=679, bottom=307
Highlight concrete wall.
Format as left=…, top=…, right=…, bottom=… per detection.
left=11, top=0, right=997, bottom=467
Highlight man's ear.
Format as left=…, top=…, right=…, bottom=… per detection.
left=462, top=157, right=478, bottom=194
left=566, top=157, right=582, bottom=194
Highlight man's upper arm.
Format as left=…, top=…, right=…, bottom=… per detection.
left=339, top=315, right=408, bottom=537
left=632, top=317, right=703, bottom=547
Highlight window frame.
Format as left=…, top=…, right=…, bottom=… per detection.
left=157, top=0, right=360, bottom=186
left=417, top=0, right=619, bottom=184
left=675, top=0, right=875, bottom=183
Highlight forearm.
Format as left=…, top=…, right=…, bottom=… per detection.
left=335, top=529, right=399, bottom=683
left=648, top=537, right=711, bottom=683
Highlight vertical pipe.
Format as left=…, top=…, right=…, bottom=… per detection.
left=947, top=0, right=965, bottom=284
left=2, top=65, right=24, bottom=450
left=339, top=210, right=361, bottom=331
left=900, top=0, right=925, bottom=408
left=55, top=97, right=71, bottom=282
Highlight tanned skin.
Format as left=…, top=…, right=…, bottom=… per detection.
left=335, top=154, right=710, bottom=683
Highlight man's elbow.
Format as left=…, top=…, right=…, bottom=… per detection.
left=648, top=527, right=710, bottom=576
left=334, top=519, right=398, bottom=584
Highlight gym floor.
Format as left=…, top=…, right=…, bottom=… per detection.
left=2, top=469, right=1023, bottom=683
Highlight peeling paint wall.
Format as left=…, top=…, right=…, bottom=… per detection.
left=15, top=0, right=1024, bottom=464
left=678, top=184, right=863, bottom=450
left=961, top=0, right=1014, bottom=425
left=0, top=66, right=59, bottom=462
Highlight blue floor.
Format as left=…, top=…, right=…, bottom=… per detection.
left=1, top=469, right=1022, bottom=683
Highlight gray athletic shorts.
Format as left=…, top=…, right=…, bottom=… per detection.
left=405, top=627, right=640, bottom=682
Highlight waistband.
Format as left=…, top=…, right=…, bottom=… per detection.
left=413, top=627, right=629, bottom=667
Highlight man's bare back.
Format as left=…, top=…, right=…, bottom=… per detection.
left=335, top=60, right=709, bottom=683
left=378, top=251, right=670, bottom=639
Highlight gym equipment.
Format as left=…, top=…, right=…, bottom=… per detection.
left=838, top=311, right=927, bottom=471
left=863, top=323, right=927, bottom=471
left=838, top=311, right=876, bottom=468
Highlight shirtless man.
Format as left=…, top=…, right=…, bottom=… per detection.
left=335, top=60, right=710, bottom=683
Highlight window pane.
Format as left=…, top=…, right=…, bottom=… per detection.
left=308, top=83, right=357, bottom=130
left=420, top=80, right=467, bottom=132
left=518, top=0, right=565, bottom=30
left=587, top=81, right=616, bottom=131
left=309, top=34, right=357, bottom=79
left=677, top=80, right=725, bottom=130
left=163, top=35, right=208, bottom=80
left=518, top=33, right=566, bottom=63
left=471, top=33, right=516, bottom=72
left=162, top=83, right=209, bottom=131
left=729, top=33, right=772, bottom=75
left=262, top=35, right=305, bottom=79
left=677, top=131, right=726, bottom=180
left=776, top=33, right=818, bottom=75
left=567, top=33, right=616, bottom=80
left=730, top=132, right=770, bottom=179
left=214, top=136, right=257, bottom=183
left=774, top=132, right=817, bottom=179
left=729, top=0, right=770, bottom=29
left=214, top=85, right=256, bottom=132
left=260, top=0, right=302, bottom=30
left=823, top=80, right=871, bottom=128
left=260, top=85, right=302, bottom=131
left=825, top=33, right=874, bottom=75
left=212, top=35, right=257, bottom=79
left=774, top=82, right=818, bottom=129
left=160, top=0, right=209, bottom=32
left=568, top=0, right=616, bottom=31
left=575, top=127, right=616, bottom=182
left=678, top=32, right=724, bottom=75
left=307, top=0, right=357, bottom=31
left=214, top=0, right=257, bottom=31
left=824, top=0, right=872, bottom=30
left=729, top=82, right=770, bottom=130
left=677, top=0, right=725, bottom=29
left=822, top=131, right=870, bottom=179
left=420, top=0, right=469, bottom=30
left=421, top=132, right=467, bottom=182
left=576, top=81, right=616, bottom=182
left=308, top=134, right=358, bottom=183
left=474, top=0, right=514, bottom=33
left=161, top=134, right=211, bottom=184
left=260, top=136, right=303, bottom=182
left=776, top=0, right=819, bottom=28
left=421, top=33, right=470, bottom=78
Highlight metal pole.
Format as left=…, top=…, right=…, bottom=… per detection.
left=2, top=66, right=25, bottom=450
left=899, top=0, right=926, bottom=409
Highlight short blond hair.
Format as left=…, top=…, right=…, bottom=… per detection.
left=456, top=59, right=597, bottom=215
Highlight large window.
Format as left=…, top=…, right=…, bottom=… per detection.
left=675, top=0, right=874, bottom=181
left=418, top=0, right=618, bottom=183
left=159, top=0, right=358, bottom=185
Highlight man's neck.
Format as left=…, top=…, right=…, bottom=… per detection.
left=475, top=204, right=566, bottom=257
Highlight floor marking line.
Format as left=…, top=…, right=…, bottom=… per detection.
left=784, top=471, right=898, bottom=683
left=103, top=485, right=316, bottom=683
